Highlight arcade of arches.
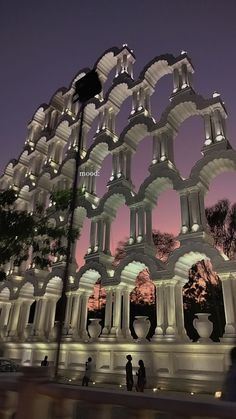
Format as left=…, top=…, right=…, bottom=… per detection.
left=0, top=46, right=236, bottom=390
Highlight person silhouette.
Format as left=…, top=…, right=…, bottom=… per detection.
left=136, top=360, right=146, bottom=392
left=82, top=357, right=93, bottom=386
left=222, top=347, right=236, bottom=401
left=126, top=355, right=133, bottom=391
left=41, top=355, right=49, bottom=367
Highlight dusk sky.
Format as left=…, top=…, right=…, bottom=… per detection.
left=1, top=0, right=236, bottom=267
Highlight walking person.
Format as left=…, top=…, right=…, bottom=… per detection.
left=125, top=354, right=133, bottom=391
left=136, top=360, right=146, bottom=392
left=82, top=357, right=93, bottom=386
left=41, top=355, right=49, bottom=367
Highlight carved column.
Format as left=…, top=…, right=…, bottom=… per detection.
left=112, top=153, right=118, bottom=179
left=33, top=298, right=47, bottom=338
left=203, top=114, right=213, bottom=145
left=179, top=191, right=190, bottom=234
left=70, top=293, right=81, bottom=336
left=17, top=301, right=32, bottom=340
left=175, top=281, right=189, bottom=341
left=63, top=294, right=73, bottom=334
left=145, top=206, right=153, bottom=244
left=101, top=289, right=113, bottom=335
left=130, top=207, right=137, bottom=244
left=137, top=206, right=145, bottom=240
left=212, top=110, right=226, bottom=141
left=131, top=90, right=138, bottom=113
left=173, top=68, right=180, bottom=93
left=45, top=299, right=57, bottom=339
left=122, top=288, right=131, bottom=338
left=104, top=219, right=111, bottom=254
left=153, top=282, right=165, bottom=338
left=125, top=149, right=132, bottom=181
left=0, top=303, right=11, bottom=338
left=165, top=282, right=178, bottom=339
left=118, top=150, right=125, bottom=176
left=221, top=274, right=236, bottom=341
left=7, top=301, right=21, bottom=337
left=97, top=219, right=104, bottom=251
left=89, top=220, right=96, bottom=252
left=110, top=287, right=122, bottom=337
left=78, top=292, right=89, bottom=340
left=152, top=135, right=159, bottom=164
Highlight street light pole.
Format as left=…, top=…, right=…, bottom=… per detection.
left=54, top=70, right=101, bottom=378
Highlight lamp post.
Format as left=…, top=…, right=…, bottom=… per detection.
left=54, top=70, right=102, bottom=378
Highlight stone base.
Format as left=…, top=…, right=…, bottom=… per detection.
left=2, top=340, right=233, bottom=393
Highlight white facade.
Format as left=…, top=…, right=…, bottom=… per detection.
left=0, top=46, right=236, bottom=390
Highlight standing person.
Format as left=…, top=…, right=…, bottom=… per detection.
left=136, top=360, right=146, bottom=392
left=41, top=355, right=49, bottom=367
left=125, top=354, right=133, bottom=391
left=222, top=347, right=236, bottom=401
left=82, top=357, right=93, bottom=386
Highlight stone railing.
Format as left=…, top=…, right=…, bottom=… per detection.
left=0, top=367, right=236, bottom=419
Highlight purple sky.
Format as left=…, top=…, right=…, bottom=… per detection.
left=1, top=0, right=236, bottom=266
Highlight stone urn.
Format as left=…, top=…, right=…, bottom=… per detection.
left=193, top=313, right=213, bottom=342
left=133, top=316, right=151, bottom=340
left=88, top=319, right=102, bottom=340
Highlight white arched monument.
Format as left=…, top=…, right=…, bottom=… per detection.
left=0, top=46, right=236, bottom=391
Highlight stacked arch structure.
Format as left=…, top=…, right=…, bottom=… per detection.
left=0, top=46, right=236, bottom=390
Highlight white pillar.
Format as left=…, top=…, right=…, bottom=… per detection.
left=198, top=188, right=208, bottom=230
left=104, top=219, right=111, bottom=254
left=138, top=206, right=145, bottom=239
left=173, top=68, right=180, bottom=93
left=45, top=299, right=57, bottom=339
left=213, top=110, right=225, bottom=141
left=203, top=114, right=212, bottom=145
left=63, top=294, right=73, bottom=334
left=154, top=282, right=165, bottom=337
left=130, top=207, right=136, bottom=243
left=145, top=207, right=153, bottom=244
left=175, top=281, right=189, bottom=341
left=0, top=303, right=11, bottom=337
left=165, top=282, right=178, bottom=338
left=97, top=219, right=104, bottom=251
left=34, top=298, right=48, bottom=338
left=188, top=189, right=201, bottom=230
left=90, top=220, right=96, bottom=251
left=221, top=275, right=236, bottom=340
left=118, top=150, right=124, bottom=175
left=160, top=133, right=167, bottom=161
left=70, top=293, right=81, bottom=335
left=181, top=63, right=189, bottom=88
left=112, top=153, right=118, bottom=178
left=17, top=301, right=32, bottom=339
left=122, top=289, right=131, bottom=338
left=132, top=90, right=138, bottom=112
left=110, top=288, right=122, bottom=336
left=152, top=135, right=159, bottom=163
left=7, top=301, right=21, bottom=337
left=144, top=90, right=151, bottom=114
left=78, top=293, right=89, bottom=340
left=102, top=289, right=113, bottom=335
left=180, top=192, right=190, bottom=233
left=125, top=150, right=132, bottom=181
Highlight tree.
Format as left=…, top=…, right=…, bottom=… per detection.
left=152, top=230, right=179, bottom=262
left=206, top=199, right=236, bottom=259
left=0, top=188, right=80, bottom=274
left=112, top=231, right=179, bottom=267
